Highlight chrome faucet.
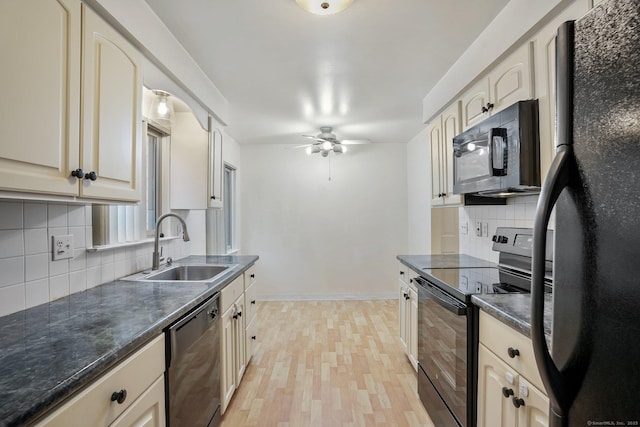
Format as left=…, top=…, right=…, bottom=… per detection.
left=152, top=213, right=190, bottom=270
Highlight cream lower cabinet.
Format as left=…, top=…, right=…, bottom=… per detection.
left=35, top=335, right=165, bottom=427
left=220, top=265, right=258, bottom=415
left=0, top=1, right=142, bottom=202
left=398, top=264, right=418, bottom=371
left=477, top=311, right=549, bottom=427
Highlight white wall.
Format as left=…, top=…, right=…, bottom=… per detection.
left=406, top=128, right=431, bottom=254
left=240, top=143, right=407, bottom=300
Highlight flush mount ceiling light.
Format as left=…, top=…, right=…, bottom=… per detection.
left=295, top=0, right=354, bottom=15
left=150, top=90, right=175, bottom=123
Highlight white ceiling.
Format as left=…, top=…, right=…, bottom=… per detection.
left=143, top=0, right=509, bottom=145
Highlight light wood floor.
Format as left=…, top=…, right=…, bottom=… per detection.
left=221, top=300, right=434, bottom=426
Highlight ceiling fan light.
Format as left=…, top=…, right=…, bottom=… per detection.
left=322, top=141, right=333, bottom=151
left=306, top=146, right=313, bottom=155
left=333, top=144, right=344, bottom=153
left=295, top=0, right=354, bottom=15
left=321, top=150, right=329, bottom=157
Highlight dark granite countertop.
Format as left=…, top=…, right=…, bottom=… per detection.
left=0, top=255, right=258, bottom=427
left=472, top=293, right=553, bottom=345
left=397, top=254, right=497, bottom=271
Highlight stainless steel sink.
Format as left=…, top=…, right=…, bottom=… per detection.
left=124, top=264, right=236, bottom=282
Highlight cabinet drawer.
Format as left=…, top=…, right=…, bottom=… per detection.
left=245, top=317, right=258, bottom=363
left=398, top=262, right=410, bottom=284
left=244, top=281, right=257, bottom=324
left=244, top=265, right=257, bottom=289
left=221, top=275, right=244, bottom=313
left=36, top=334, right=165, bottom=427
left=479, top=311, right=544, bottom=391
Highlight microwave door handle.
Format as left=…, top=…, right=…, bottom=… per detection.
left=490, top=128, right=508, bottom=176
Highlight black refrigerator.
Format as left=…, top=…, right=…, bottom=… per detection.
left=531, top=0, right=640, bottom=426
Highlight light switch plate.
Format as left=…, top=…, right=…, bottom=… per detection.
left=460, top=222, right=468, bottom=235
left=482, top=222, right=489, bottom=237
left=475, top=221, right=482, bottom=237
left=52, top=235, right=74, bottom=261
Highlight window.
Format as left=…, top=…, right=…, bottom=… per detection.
left=223, top=163, right=236, bottom=252
left=146, top=127, right=164, bottom=233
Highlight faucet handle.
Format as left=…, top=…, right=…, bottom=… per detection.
left=166, top=257, right=173, bottom=266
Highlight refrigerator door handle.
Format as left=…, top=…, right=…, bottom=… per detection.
left=532, top=144, right=572, bottom=420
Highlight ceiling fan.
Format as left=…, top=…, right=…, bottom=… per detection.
left=296, top=126, right=370, bottom=157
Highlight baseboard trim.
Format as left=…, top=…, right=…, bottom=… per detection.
left=257, top=293, right=396, bottom=301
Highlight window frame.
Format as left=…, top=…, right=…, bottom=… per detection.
left=223, top=162, right=237, bottom=253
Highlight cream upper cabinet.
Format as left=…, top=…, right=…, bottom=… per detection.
left=0, top=0, right=81, bottom=196
left=209, top=126, right=224, bottom=208
left=430, top=103, right=463, bottom=207
left=477, top=312, right=549, bottom=427
left=0, top=1, right=142, bottom=202
left=462, top=43, right=534, bottom=131
left=81, top=5, right=142, bottom=202
left=170, top=112, right=209, bottom=209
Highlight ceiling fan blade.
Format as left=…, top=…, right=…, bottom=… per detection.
left=340, top=139, right=371, bottom=145
left=289, top=143, right=314, bottom=149
left=302, top=134, right=327, bottom=142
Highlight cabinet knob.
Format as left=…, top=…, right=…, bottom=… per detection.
left=507, top=347, right=520, bottom=358
left=441, top=192, right=447, bottom=197
left=84, top=171, right=97, bottom=181
left=250, top=274, right=255, bottom=279
left=502, top=387, right=514, bottom=398
left=251, top=335, right=256, bottom=340
left=211, top=195, right=216, bottom=200
left=71, top=169, right=84, bottom=179
left=399, top=271, right=404, bottom=275
left=111, top=389, right=127, bottom=404
left=481, top=102, right=494, bottom=113
left=233, top=314, right=238, bottom=319
left=237, top=311, right=242, bottom=317
left=512, top=397, right=525, bottom=408
left=251, top=300, right=256, bottom=305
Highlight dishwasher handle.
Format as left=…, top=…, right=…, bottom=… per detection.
left=414, top=276, right=467, bottom=315
left=167, top=293, right=220, bottom=368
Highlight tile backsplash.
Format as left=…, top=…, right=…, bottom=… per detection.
left=0, top=201, right=190, bottom=317
left=458, top=195, right=555, bottom=262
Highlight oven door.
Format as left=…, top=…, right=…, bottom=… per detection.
left=415, top=277, right=470, bottom=427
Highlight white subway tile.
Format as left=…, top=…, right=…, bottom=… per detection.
left=24, top=228, right=47, bottom=255
left=114, top=248, right=126, bottom=261
left=85, top=205, right=93, bottom=226
left=0, top=229, right=24, bottom=258
left=25, top=254, right=49, bottom=282
left=69, top=227, right=86, bottom=250
left=114, top=260, right=127, bottom=279
left=525, top=203, right=538, bottom=220
left=25, top=279, right=49, bottom=309
left=101, top=249, right=114, bottom=265
left=24, top=203, right=47, bottom=229
left=49, top=257, right=69, bottom=277
left=49, top=274, right=70, bottom=301
left=47, top=204, right=68, bottom=228
left=67, top=205, right=85, bottom=227
left=101, top=263, right=115, bottom=283
left=85, top=226, right=93, bottom=248
left=0, top=257, right=24, bottom=287
left=0, top=283, right=25, bottom=316
left=0, top=202, right=23, bottom=230
left=86, top=251, right=101, bottom=268
left=70, top=249, right=86, bottom=272
left=514, top=203, right=526, bottom=220
left=86, top=266, right=101, bottom=289
left=69, top=270, right=87, bottom=294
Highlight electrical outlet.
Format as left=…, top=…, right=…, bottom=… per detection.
left=482, top=222, right=488, bottom=237
left=475, top=221, right=482, bottom=237
left=52, top=235, right=74, bottom=261
left=460, top=222, right=468, bottom=235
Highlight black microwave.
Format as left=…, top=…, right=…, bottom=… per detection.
left=452, top=100, right=541, bottom=196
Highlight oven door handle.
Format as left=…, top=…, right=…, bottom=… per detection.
left=415, top=277, right=467, bottom=315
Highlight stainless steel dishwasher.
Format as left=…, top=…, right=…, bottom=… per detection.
left=166, top=293, right=221, bottom=427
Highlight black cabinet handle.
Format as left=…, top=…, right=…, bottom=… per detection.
left=442, top=193, right=447, bottom=197
left=481, top=102, right=494, bottom=113
left=409, top=278, right=413, bottom=283
left=250, top=274, right=255, bottom=279
left=233, top=314, right=238, bottom=319
left=111, top=389, right=127, bottom=404
left=251, top=300, right=256, bottom=305
left=512, top=397, right=525, bottom=408
left=237, top=311, right=242, bottom=317
left=507, top=347, right=520, bottom=358
left=71, top=169, right=84, bottom=179
left=211, top=195, right=216, bottom=199
left=84, top=171, right=97, bottom=181
left=399, top=271, right=404, bottom=275
left=251, top=335, right=256, bottom=340
left=502, top=387, right=514, bottom=398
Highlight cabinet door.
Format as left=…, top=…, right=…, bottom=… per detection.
left=409, top=286, right=418, bottom=371
left=0, top=0, right=80, bottom=196
left=428, top=118, right=444, bottom=206
left=170, top=112, right=208, bottom=209
left=81, top=5, right=142, bottom=201
left=221, top=305, right=236, bottom=414
left=245, top=281, right=258, bottom=325
left=516, top=377, right=549, bottom=427
left=441, top=102, right=463, bottom=206
left=234, top=296, right=247, bottom=385
left=488, top=43, right=533, bottom=115
left=398, top=282, right=409, bottom=353
left=477, top=344, right=518, bottom=427
left=208, top=126, right=223, bottom=208
left=461, top=79, right=490, bottom=130
left=245, top=316, right=257, bottom=364
left=109, top=376, right=166, bottom=427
